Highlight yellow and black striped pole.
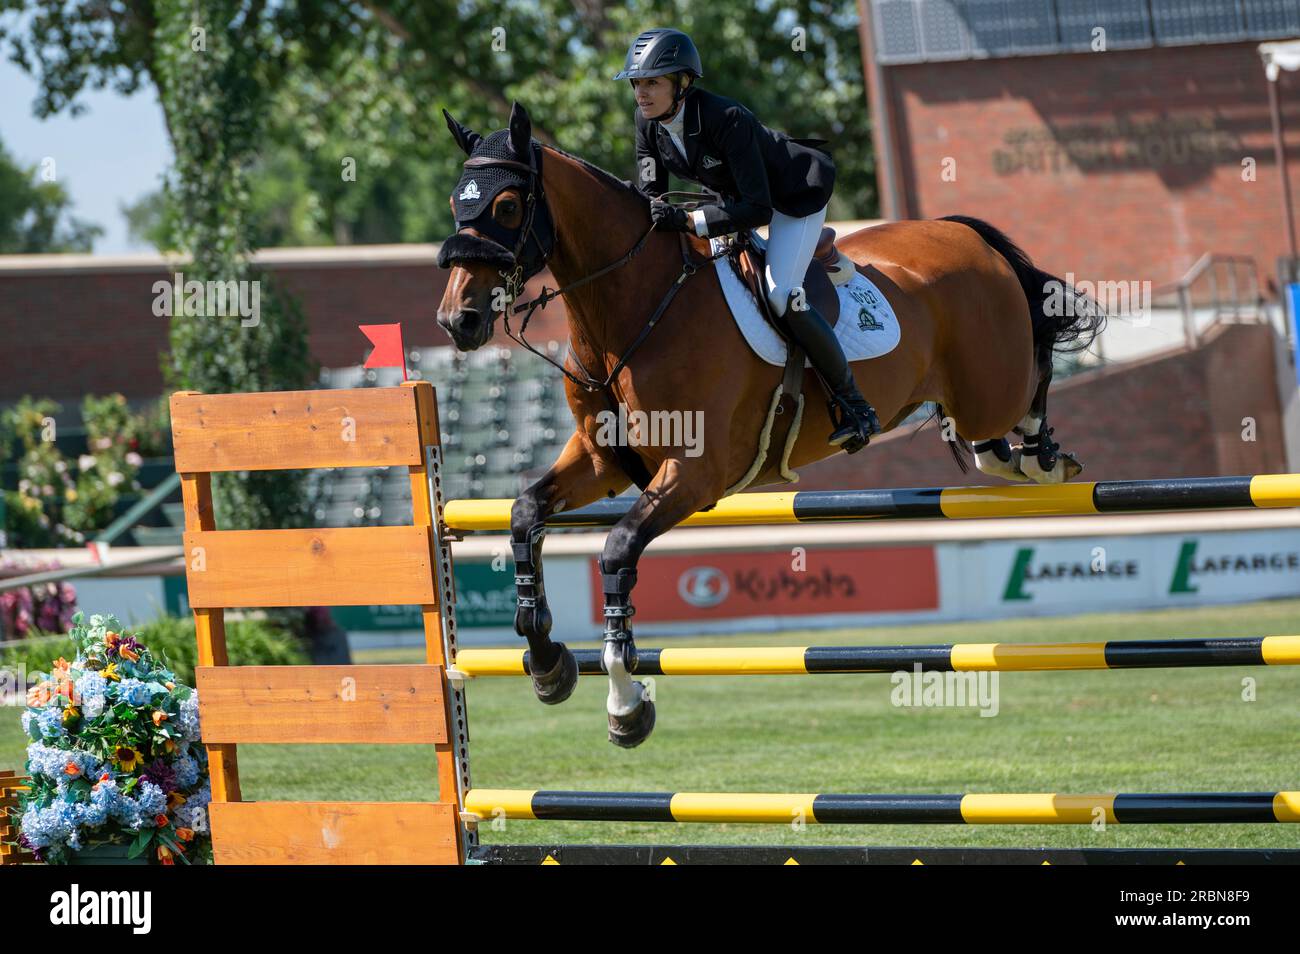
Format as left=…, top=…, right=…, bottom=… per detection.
left=464, top=789, right=1300, bottom=825
left=442, top=474, right=1300, bottom=531
left=455, top=634, right=1300, bottom=677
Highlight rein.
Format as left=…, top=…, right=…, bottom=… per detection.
left=453, top=148, right=728, bottom=396
left=503, top=217, right=730, bottom=395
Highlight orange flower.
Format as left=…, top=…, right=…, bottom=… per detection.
left=167, top=792, right=187, bottom=810
left=154, top=813, right=170, bottom=827
left=26, top=684, right=52, bottom=707
left=175, top=828, right=195, bottom=842
left=157, top=845, right=173, bottom=863
left=51, top=657, right=71, bottom=674
left=119, top=646, right=140, bottom=662
left=164, top=682, right=175, bottom=691
left=63, top=762, right=81, bottom=778
left=151, top=710, right=168, bottom=726
left=161, top=739, right=178, bottom=754
left=105, top=632, right=120, bottom=650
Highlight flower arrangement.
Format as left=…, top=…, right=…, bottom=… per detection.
left=13, top=612, right=211, bottom=864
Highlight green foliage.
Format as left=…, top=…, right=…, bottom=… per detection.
left=0, top=135, right=102, bottom=252
left=0, top=613, right=308, bottom=686
left=32, top=0, right=877, bottom=253
left=152, top=0, right=315, bottom=530
left=0, top=395, right=151, bottom=547
left=2, top=397, right=82, bottom=547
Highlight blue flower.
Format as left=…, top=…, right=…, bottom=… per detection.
left=173, top=780, right=211, bottom=830
left=35, top=707, right=65, bottom=740
left=176, top=694, right=201, bottom=741
left=135, top=780, right=167, bottom=817
left=173, top=754, right=200, bottom=789
left=114, top=678, right=155, bottom=707
left=19, top=802, right=78, bottom=849
left=25, top=742, right=103, bottom=782
left=74, top=672, right=107, bottom=703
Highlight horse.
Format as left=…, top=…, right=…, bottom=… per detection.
left=435, top=102, right=1104, bottom=747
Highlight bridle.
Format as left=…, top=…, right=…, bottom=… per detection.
left=456, top=145, right=554, bottom=305
left=447, top=147, right=729, bottom=395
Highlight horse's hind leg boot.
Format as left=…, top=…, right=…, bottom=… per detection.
left=512, top=528, right=577, bottom=704
left=600, top=563, right=655, bottom=748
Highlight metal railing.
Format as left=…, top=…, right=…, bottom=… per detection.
left=1152, top=253, right=1267, bottom=349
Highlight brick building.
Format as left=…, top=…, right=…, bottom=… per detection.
left=857, top=0, right=1300, bottom=293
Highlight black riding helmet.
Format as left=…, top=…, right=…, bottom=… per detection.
left=613, top=28, right=702, bottom=121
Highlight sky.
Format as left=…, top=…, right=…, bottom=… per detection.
left=0, top=58, right=172, bottom=254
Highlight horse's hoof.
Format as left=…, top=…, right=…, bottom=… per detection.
left=1061, top=451, right=1084, bottom=480
left=530, top=642, right=578, bottom=706
left=1002, top=447, right=1033, bottom=482
left=608, top=695, right=656, bottom=749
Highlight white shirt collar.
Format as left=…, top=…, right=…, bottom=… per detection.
left=662, top=99, right=687, bottom=134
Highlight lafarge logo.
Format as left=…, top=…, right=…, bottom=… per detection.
left=1169, top=539, right=1300, bottom=594
left=1002, top=546, right=1139, bottom=601
left=50, top=884, right=151, bottom=933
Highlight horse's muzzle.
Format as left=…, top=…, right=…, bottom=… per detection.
left=438, top=308, right=493, bottom=352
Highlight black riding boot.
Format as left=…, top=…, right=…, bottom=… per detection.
left=780, top=290, right=881, bottom=453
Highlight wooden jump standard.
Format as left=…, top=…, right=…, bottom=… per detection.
left=168, top=384, right=1300, bottom=865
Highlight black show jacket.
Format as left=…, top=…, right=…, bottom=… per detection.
left=634, top=86, right=836, bottom=237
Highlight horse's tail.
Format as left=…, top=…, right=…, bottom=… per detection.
left=938, top=215, right=1106, bottom=369
left=924, top=402, right=971, bottom=474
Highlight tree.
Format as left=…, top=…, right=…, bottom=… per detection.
left=6, top=1, right=876, bottom=252
left=0, top=136, right=103, bottom=252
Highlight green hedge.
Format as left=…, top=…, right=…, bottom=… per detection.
left=2, top=613, right=308, bottom=685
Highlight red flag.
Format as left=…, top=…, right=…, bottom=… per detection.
left=359, top=323, right=407, bottom=381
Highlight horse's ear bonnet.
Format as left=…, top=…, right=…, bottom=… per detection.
left=448, top=129, right=534, bottom=224
left=438, top=107, right=554, bottom=273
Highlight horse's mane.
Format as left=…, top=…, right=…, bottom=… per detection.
left=543, top=143, right=647, bottom=205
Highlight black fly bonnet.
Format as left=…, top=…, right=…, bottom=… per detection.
left=437, top=128, right=556, bottom=299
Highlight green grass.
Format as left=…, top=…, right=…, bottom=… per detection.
left=6, top=598, right=1300, bottom=853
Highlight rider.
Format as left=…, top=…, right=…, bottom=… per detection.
left=615, top=27, right=881, bottom=452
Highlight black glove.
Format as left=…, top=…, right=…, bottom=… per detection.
left=650, top=199, right=692, bottom=233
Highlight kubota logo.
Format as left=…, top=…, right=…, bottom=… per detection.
left=678, top=566, right=729, bottom=608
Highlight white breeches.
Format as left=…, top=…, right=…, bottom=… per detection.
left=765, top=204, right=828, bottom=318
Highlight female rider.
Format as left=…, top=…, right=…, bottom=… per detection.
left=615, top=27, right=880, bottom=452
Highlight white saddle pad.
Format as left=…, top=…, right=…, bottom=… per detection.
left=709, top=237, right=901, bottom=368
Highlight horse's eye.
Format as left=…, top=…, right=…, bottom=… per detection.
left=498, top=202, right=517, bottom=216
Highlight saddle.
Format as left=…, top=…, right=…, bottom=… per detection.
left=731, top=226, right=853, bottom=331
left=663, top=192, right=866, bottom=493
left=712, top=226, right=862, bottom=495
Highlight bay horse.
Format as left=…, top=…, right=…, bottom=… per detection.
left=436, top=103, right=1104, bottom=747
